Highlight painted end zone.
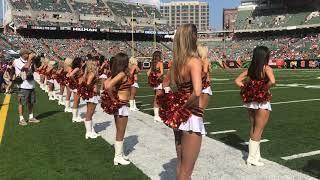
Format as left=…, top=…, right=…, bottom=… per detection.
left=0, top=95, right=11, bottom=144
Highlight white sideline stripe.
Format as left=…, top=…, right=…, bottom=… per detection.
left=203, top=122, right=211, bottom=125
left=140, top=104, right=151, bottom=107
left=210, top=130, right=236, bottom=135
left=214, top=87, right=294, bottom=93
left=206, top=98, right=320, bottom=111
left=135, top=101, right=143, bottom=103
left=281, top=150, right=320, bottom=160
left=240, top=139, right=269, bottom=145
left=142, top=107, right=154, bottom=111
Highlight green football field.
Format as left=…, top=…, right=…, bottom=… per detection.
left=135, top=69, right=320, bottom=178
left=0, top=69, right=319, bottom=179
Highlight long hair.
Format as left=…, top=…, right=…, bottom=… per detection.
left=171, top=24, right=199, bottom=84
left=72, top=57, right=82, bottom=69
left=197, top=45, right=208, bottom=61
left=151, top=51, right=162, bottom=71
left=85, top=60, right=98, bottom=75
left=64, top=57, right=73, bottom=68
left=248, top=46, right=270, bottom=80
left=111, top=53, right=129, bottom=78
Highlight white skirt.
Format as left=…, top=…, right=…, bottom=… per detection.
left=85, top=96, right=100, bottom=104
left=132, top=82, right=139, bottom=88
left=178, top=115, right=207, bottom=135
left=47, top=79, right=55, bottom=84
left=202, top=87, right=213, bottom=96
left=243, top=102, right=272, bottom=111
left=154, top=83, right=163, bottom=90
left=115, top=105, right=129, bottom=117
left=99, top=74, right=108, bottom=79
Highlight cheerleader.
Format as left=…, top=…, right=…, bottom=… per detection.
left=98, top=57, right=110, bottom=94
left=67, top=57, right=84, bottom=123
left=63, top=58, right=73, bottom=113
left=39, top=58, right=49, bottom=91
left=101, top=53, right=132, bottom=166
left=158, top=24, right=205, bottom=180
left=147, top=51, right=164, bottom=122
left=235, top=46, right=275, bottom=166
left=56, top=60, right=67, bottom=105
left=198, top=45, right=212, bottom=109
left=46, top=60, right=58, bottom=100
left=129, top=57, right=140, bottom=111
left=79, top=60, right=100, bottom=139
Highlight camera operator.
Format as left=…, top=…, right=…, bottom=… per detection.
left=13, top=49, right=40, bottom=126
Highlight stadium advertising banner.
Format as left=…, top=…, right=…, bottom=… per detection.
left=28, top=25, right=58, bottom=31
left=71, top=27, right=99, bottom=32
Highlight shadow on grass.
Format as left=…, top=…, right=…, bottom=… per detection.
left=219, top=133, right=248, bottom=160
left=94, top=121, right=111, bottom=133
left=302, top=159, right=320, bottom=178
left=124, top=135, right=139, bottom=156
left=159, top=158, right=176, bottom=180
left=36, top=110, right=61, bottom=119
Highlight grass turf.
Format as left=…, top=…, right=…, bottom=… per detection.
left=136, top=69, right=320, bottom=178
left=0, top=87, right=149, bottom=180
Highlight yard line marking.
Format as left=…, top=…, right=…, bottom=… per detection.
left=281, top=150, right=320, bottom=160
left=0, top=95, right=11, bottom=144
left=206, top=98, right=320, bottom=111
left=142, top=107, right=154, bottom=111
left=203, top=122, right=211, bottom=125
left=212, top=78, right=230, bottom=81
left=240, top=139, right=269, bottom=145
left=135, top=101, right=143, bottom=103
left=136, top=95, right=154, bottom=98
left=140, top=104, right=151, bottom=107
left=209, top=130, right=237, bottom=135
left=213, top=87, right=294, bottom=93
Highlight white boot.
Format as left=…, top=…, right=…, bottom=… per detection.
left=84, top=121, right=99, bottom=139
left=48, top=91, right=55, bottom=100
left=53, top=92, right=58, bottom=100
left=154, top=108, right=162, bottom=122
left=72, top=108, right=83, bottom=123
left=114, top=141, right=130, bottom=165
left=247, top=139, right=264, bottom=166
left=64, top=100, right=72, bottom=112
left=256, top=143, right=263, bottom=162
left=129, top=100, right=134, bottom=111
left=133, top=100, right=139, bottom=111
left=58, top=95, right=63, bottom=105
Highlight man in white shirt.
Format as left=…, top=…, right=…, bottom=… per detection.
left=13, top=49, right=40, bottom=126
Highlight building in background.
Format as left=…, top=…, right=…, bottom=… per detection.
left=223, top=8, right=237, bottom=31
left=160, top=1, right=209, bottom=31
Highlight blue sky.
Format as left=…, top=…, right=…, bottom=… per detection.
left=0, top=0, right=240, bottom=29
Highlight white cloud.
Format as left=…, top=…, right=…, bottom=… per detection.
left=125, top=0, right=160, bottom=7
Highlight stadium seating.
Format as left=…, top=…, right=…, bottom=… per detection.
left=142, top=5, right=162, bottom=18
left=9, top=0, right=29, bottom=10
left=71, top=1, right=113, bottom=16
left=29, top=0, right=72, bottom=12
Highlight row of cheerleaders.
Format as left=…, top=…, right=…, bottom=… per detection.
left=35, top=49, right=271, bottom=168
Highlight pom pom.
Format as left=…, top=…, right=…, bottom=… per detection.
left=202, top=76, right=211, bottom=89
left=100, top=90, right=124, bottom=115
left=67, top=77, right=78, bottom=90
left=240, top=80, right=272, bottom=103
left=148, top=72, right=162, bottom=88
left=157, top=91, right=192, bottom=129
left=78, top=82, right=95, bottom=100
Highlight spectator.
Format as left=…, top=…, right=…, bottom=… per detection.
left=13, top=49, right=40, bottom=126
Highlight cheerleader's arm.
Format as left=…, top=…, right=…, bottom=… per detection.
left=104, top=72, right=126, bottom=99
left=265, top=66, right=276, bottom=88
left=67, top=67, right=80, bottom=77
left=234, top=70, right=248, bottom=88
left=86, top=72, right=95, bottom=86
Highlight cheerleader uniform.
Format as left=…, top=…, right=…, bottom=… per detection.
left=67, top=71, right=82, bottom=93
left=158, top=81, right=207, bottom=135
left=78, top=77, right=100, bottom=104
left=241, top=79, right=272, bottom=111
left=201, top=74, right=212, bottom=96
left=131, top=69, right=139, bottom=88
left=101, top=76, right=133, bottom=117
left=148, top=67, right=163, bottom=90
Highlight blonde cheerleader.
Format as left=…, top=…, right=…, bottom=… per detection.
left=129, top=57, right=140, bottom=111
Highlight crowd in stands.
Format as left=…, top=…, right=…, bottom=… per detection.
left=71, top=0, right=113, bottom=16
left=236, top=8, right=320, bottom=30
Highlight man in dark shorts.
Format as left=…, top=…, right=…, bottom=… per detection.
left=13, top=49, right=40, bottom=126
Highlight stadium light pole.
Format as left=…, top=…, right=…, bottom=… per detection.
left=131, top=10, right=135, bottom=58
left=153, top=12, right=156, bottom=50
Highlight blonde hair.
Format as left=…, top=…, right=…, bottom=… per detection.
left=64, top=57, right=73, bottom=68
left=129, top=57, right=138, bottom=65
left=171, top=24, right=199, bottom=84
left=85, top=60, right=98, bottom=75
left=42, top=58, right=50, bottom=66
left=197, top=45, right=208, bottom=61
